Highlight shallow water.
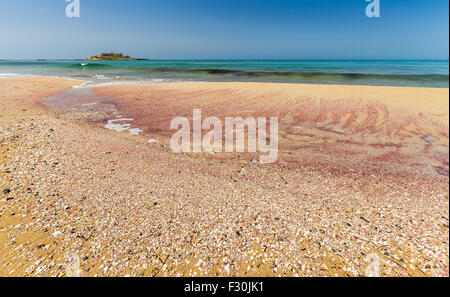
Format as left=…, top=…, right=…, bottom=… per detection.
left=44, top=86, right=147, bottom=138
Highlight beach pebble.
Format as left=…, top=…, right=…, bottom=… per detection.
left=52, top=231, right=62, bottom=237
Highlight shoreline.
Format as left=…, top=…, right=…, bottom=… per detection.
left=1, top=59, right=449, bottom=89
left=2, top=75, right=450, bottom=89
left=0, top=77, right=448, bottom=277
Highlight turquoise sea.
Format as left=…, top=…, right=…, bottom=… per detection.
left=0, top=60, right=448, bottom=88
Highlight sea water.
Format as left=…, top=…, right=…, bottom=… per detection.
left=1, top=59, right=448, bottom=88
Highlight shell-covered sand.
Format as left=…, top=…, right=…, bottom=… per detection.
left=0, top=78, right=448, bottom=277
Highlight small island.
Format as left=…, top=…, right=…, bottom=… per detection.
left=85, top=52, right=149, bottom=61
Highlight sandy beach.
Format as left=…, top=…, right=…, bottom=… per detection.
left=0, top=77, right=448, bottom=277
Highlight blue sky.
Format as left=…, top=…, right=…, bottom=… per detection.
left=0, top=0, right=448, bottom=59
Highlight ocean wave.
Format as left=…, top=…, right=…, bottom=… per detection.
left=0, top=73, right=33, bottom=78
left=72, top=78, right=173, bottom=89
left=119, top=66, right=449, bottom=83
left=66, top=63, right=114, bottom=69
left=175, top=68, right=450, bottom=82
left=2, top=60, right=448, bottom=87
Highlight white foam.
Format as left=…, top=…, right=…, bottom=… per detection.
left=0, top=73, right=33, bottom=78
left=73, top=81, right=94, bottom=88
left=0, top=73, right=88, bottom=84
left=71, top=79, right=174, bottom=89
left=129, top=128, right=143, bottom=135
left=92, top=74, right=109, bottom=80
left=105, top=118, right=144, bottom=136
left=148, top=139, right=159, bottom=144
left=105, top=118, right=133, bottom=132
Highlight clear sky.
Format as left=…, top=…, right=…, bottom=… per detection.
left=0, top=0, right=448, bottom=59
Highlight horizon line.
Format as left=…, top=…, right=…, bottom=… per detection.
left=2, top=58, right=449, bottom=61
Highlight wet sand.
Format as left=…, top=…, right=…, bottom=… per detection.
left=0, top=78, right=448, bottom=277
left=95, top=82, right=449, bottom=179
